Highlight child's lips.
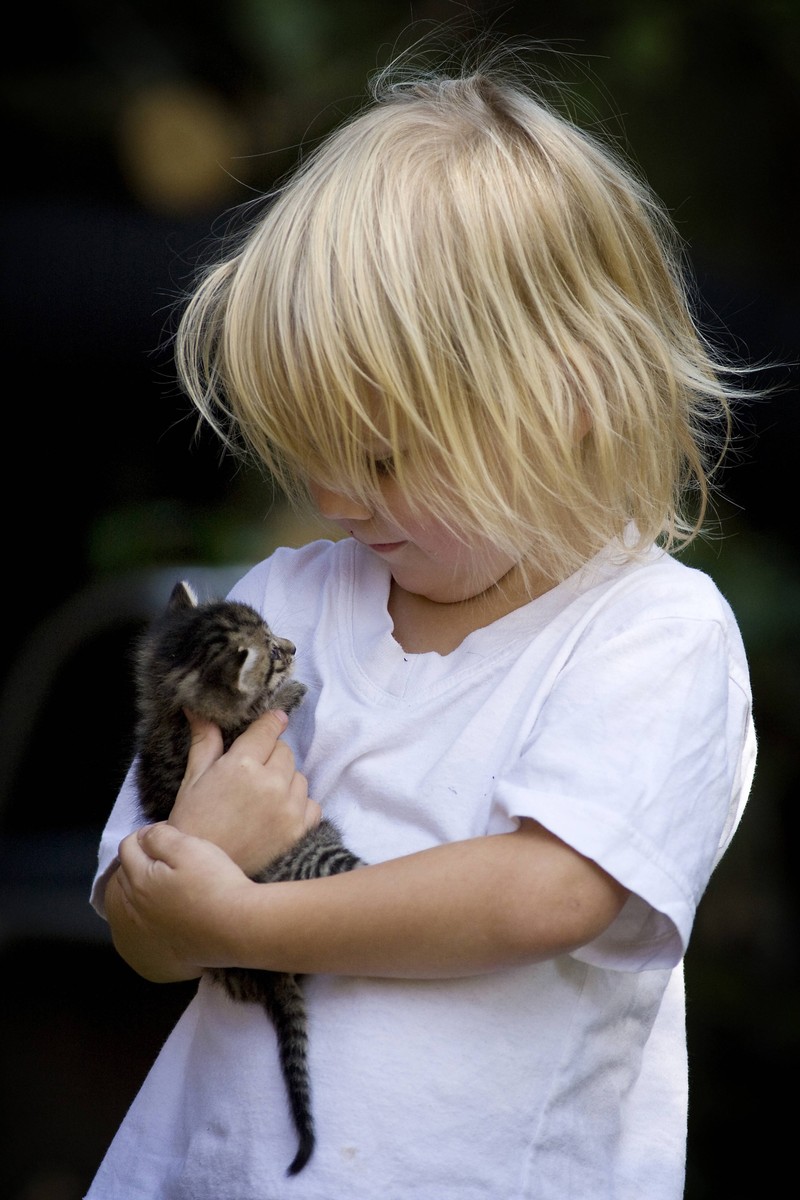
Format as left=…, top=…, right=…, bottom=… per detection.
left=365, top=540, right=407, bottom=554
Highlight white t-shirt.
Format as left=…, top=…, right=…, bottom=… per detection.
left=85, top=536, right=755, bottom=1200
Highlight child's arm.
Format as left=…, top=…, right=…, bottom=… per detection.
left=114, top=816, right=628, bottom=981
left=103, top=866, right=202, bottom=983
left=104, top=708, right=322, bottom=983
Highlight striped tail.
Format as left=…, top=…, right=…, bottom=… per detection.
left=264, top=972, right=315, bottom=1176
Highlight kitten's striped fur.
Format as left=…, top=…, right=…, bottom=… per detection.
left=132, top=580, right=364, bottom=1175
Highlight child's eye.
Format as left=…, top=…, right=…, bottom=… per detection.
left=373, top=456, right=395, bottom=477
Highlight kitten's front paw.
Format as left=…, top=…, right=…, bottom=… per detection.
left=272, top=679, right=307, bottom=714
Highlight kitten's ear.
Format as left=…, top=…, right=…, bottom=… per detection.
left=167, top=580, right=199, bottom=612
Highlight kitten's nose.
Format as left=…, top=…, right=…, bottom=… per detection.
left=271, top=641, right=295, bottom=661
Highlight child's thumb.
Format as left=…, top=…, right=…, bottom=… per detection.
left=182, top=707, right=224, bottom=776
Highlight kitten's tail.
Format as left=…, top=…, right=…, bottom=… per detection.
left=266, top=974, right=315, bottom=1176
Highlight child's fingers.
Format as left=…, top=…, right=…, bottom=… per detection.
left=115, top=825, right=163, bottom=907
left=136, top=820, right=187, bottom=865
left=181, top=709, right=289, bottom=782
left=168, top=707, right=305, bottom=871
left=226, top=708, right=289, bottom=763
left=117, top=826, right=150, bottom=878
left=122, top=821, right=227, bottom=876
left=118, top=822, right=180, bottom=877
left=134, top=822, right=245, bottom=890
left=182, top=708, right=225, bottom=779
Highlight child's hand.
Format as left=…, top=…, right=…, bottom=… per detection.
left=116, top=822, right=254, bottom=970
left=168, top=708, right=321, bottom=876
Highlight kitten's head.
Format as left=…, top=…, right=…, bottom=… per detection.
left=138, top=580, right=298, bottom=727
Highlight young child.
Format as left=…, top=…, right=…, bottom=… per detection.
left=86, top=52, right=756, bottom=1200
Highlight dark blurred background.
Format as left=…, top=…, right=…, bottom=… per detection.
left=0, top=2, right=797, bottom=1197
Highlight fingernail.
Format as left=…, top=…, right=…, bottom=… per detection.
left=275, top=710, right=289, bottom=728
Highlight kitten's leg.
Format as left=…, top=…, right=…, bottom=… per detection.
left=270, top=679, right=308, bottom=715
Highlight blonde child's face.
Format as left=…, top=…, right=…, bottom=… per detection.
left=308, top=475, right=519, bottom=606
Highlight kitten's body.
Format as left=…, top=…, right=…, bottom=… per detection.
left=132, top=580, right=364, bottom=1176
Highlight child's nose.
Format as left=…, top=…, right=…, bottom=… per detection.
left=311, top=484, right=372, bottom=522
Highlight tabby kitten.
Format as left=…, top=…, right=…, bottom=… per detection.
left=132, top=579, right=364, bottom=1176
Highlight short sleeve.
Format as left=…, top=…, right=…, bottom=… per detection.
left=89, top=764, right=148, bottom=919
left=494, top=615, right=755, bottom=971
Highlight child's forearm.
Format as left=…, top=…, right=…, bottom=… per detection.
left=231, top=821, right=627, bottom=978
left=122, top=819, right=627, bottom=980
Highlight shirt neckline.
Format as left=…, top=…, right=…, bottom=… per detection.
left=337, top=536, right=650, bottom=699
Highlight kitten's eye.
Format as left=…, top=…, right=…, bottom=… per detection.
left=270, top=646, right=283, bottom=661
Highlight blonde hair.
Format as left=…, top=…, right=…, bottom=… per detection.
left=175, top=55, right=743, bottom=582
